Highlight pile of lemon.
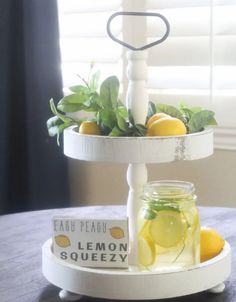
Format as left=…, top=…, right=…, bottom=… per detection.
left=78, top=112, right=187, bottom=136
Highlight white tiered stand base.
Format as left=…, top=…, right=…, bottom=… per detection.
left=42, top=239, right=231, bottom=301
left=42, top=128, right=231, bottom=300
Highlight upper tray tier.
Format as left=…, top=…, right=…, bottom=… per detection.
left=64, top=127, right=213, bottom=164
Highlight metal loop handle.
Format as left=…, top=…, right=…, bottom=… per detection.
left=107, top=11, right=170, bottom=51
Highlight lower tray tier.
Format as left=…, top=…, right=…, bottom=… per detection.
left=42, top=239, right=231, bottom=300
left=63, top=127, right=213, bottom=163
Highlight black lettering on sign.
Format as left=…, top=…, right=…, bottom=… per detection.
left=101, top=253, right=107, bottom=261
left=110, top=254, right=116, bottom=262
left=71, top=252, right=78, bottom=262
left=96, top=242, right=106, bottom=251
left=108, top=243, right=116, bottom=251
left=60, top=251, right=67, bottom=260
left=77, top=242, right=84, bottom=250
left=81, top=253, right=88, bottom=261
left=120, top=243, right=128, bottom=252
left=91, top=253, right=98, bottom=261
left=120, top=254, right=128, bottom=262
left=87, top=242, right=93, bottom=250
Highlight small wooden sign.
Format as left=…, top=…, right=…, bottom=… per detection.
left=52, top=217, right=129, bottom=268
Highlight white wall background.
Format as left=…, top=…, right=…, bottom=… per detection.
left=57, top=1, right=236, bottom=209
left=69, top=148, right=236, bottom=208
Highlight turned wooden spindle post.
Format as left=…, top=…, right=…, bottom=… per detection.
left=126, top=50, right=149, bottom=266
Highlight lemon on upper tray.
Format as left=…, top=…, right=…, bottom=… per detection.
left=46, top=70, right=217, bottom=144
left=79, top=121, right=101, bottom=135
left=146, top=115, right=187, bottom=137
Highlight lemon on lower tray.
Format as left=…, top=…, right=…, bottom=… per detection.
left=138, top=235, right=156, bottom=266
left=200, top=227, right=225, bottom=262
left=149, top=210, right=187, bottom=248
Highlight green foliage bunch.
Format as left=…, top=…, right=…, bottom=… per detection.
left=47, top=70, right=146, bottom=145
left=147, top=102, right=217, bottom=133
left=47, top=68, right=217, bottom=145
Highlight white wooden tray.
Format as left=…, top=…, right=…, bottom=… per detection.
left=63, top=127, right=214, bottom=163
left=42, top=239, right=231, bottom=300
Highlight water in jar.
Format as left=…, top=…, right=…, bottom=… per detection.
left=138, top=181, right=200, bottom=271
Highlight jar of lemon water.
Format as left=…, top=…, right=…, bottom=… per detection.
left=138, top=180, right=200, bottom=270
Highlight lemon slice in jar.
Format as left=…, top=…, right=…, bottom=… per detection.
left=138, top=235, right=156, bottom=266
left=149, top=210, right=187, bottom=248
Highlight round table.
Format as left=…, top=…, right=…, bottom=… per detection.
left=0, top=205, right=235, bottom=302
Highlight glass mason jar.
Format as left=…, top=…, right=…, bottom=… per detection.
left=138, top=180, right=200, bottom=270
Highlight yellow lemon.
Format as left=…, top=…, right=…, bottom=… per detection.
left=149, top=210, right=187, bottom=248
left=79, top=121, right=101, bottom=135
left=146, top=112, right=170, bottom=129
left=138, top=235, right=156, bottom=266
left=110, top=227, right=125, bottom=239
left=147, top=117, right=187, bottom=136
left=54, top=235, right=71, bottom=248
left=200, top=227, right=225, bottom=262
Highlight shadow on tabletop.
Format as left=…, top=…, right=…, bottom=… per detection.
left=37, top=282, right=232, bottom=302
left=38, top=284, right=61, bottom=302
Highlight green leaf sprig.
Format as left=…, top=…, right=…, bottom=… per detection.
left=148, top=101, right=217, bottom=133
left=46, top=99, right=78, bottom=145
left=142, top=200, right=180, bottom=220
left=47, top=68, right=147, bottom=144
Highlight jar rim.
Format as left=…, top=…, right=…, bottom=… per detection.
left=143, top=180, right=195, bottom=197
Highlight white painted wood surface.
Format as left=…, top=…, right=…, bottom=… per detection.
left=126, top=163, right=147, bottom=265
left=125, top=50, right=149, bottom=266
left=64, top=127, right=214, bottom=164
left=126, top=50, right=148, bottom=125
left=42, top=239, right=231, bottom=300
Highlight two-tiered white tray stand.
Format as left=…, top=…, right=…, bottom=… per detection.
left=42, top=12, right=231, bottom=301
